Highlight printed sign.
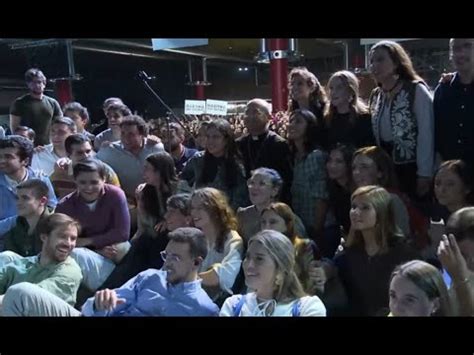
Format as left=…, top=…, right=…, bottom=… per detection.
left=205, top=99, right=228, bottom=116
left=184, top=100, right=206, bottom=115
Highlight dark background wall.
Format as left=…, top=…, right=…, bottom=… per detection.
left=0, top=38, right=452, bottom=129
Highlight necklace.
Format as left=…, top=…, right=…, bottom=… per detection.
left=382, top=79, right=400, bottom=94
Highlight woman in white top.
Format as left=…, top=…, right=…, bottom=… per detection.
left=190, top=187, right=244, bottom=299
left=220, top=230, right=326, bottom=316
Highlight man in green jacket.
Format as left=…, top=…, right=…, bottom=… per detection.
left=0, top=213, right=82, bottom=315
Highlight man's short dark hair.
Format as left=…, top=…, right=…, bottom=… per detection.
left=73, top=158, right=106, bottom=180
left=166, top=193, right=191, bottom=216
left=446, top=207, right=474, bottom=243
left=106, top=104, right=132, bottom=117
left=14, top=126, right=36, bottom=141
left=63, top=102, right=90, bottom=122
left=17, top=179, right=49, bottom=200
left=0, top=135, right=34, bottom=166
left=168, top=227, right=208, bottom=260
left=65, top=134, right=92, bottom=155
left=25, top=68, right=46, bottom=84
left=120, top=115, right=148, bottom=136
left=52, top=117, right=77, bottom=133
left=37, top=213, right=81, bottom=237
left=164, top=122, right=185, bottom=137
left=103, top=97, right=124, bottom=110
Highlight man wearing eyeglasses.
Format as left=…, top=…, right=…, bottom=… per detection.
left=81, top=227, right=219, bottom=316
left=3, top=227, right=219, bottom=316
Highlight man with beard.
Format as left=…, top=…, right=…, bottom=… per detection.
left=10, top=69, right=63, bottom=147
left=95, top=193, right=193, bottom=291
left=160, top=122, right=197, bottom=174
left=1, top=227, right=219, bottom=316
left=0, top=213, right=82, bottom=315
left=81, top=227, right=218, bottom=316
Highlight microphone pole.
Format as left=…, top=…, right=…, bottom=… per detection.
left=137, top=71, right=194, bottom=152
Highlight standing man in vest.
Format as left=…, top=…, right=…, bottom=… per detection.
left=434, top=38, right=474, bottom=169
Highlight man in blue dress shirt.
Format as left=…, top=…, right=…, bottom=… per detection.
left=4, top=227, right=219, bottom=316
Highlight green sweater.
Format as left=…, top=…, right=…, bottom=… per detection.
left=0, top=255, right=82, bottom=306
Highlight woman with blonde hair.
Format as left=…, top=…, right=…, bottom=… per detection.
left=368, top=40, right=434, bottom=200
left=220, top=229, right=326, bottom=316
left=190, top=187, right=244, bottom=300
left=325, top=70, right=374, bottom=148
left=335, top=185, right=418, bottom=316
left=260, top=202, right=322, bottom=293
left=389, top=260, right=452, bottom=316
left=261, top=202, right=348, bottom=315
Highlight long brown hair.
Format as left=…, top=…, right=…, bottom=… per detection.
left=346, top=185, right=404, bottom=254
left=191, top=187, right=237, bottom=252
left=288, top=67, right=328, bottom=116
left=435, top=159, right=474, bottom=205
left=288, top=109, right=321, bottom=157
left=353, top=146, right=398, bottom=189
left=261, top=202, right=298, bottom=243
left=141, top=152, right=178, bottom=220
left=199, top=119, right=243, bottom=189
left=370, top=41, right=425, bottom=85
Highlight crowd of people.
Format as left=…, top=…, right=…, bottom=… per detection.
left=0, top=38, right=473, bottom=317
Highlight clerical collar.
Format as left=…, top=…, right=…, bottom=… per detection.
left=251, top=131, right=269, bottom=141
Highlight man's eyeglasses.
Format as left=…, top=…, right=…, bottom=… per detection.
left=160, top=251, right=181, bottom=263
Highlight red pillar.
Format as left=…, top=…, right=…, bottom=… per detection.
left=195, top=84, right=205, bottom=100
left=267, top=38, right=289, bottom=113
left=353, top=54, right=363, bottom=69
left=54, top=79, right=73, bottom=107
